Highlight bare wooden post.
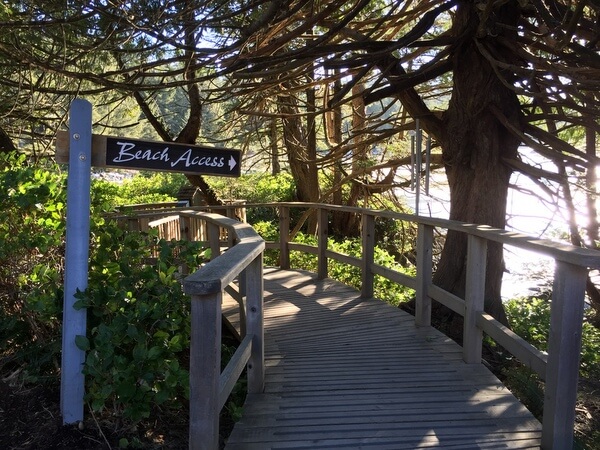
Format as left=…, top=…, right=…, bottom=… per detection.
left=317, top=207, right=328, bottom=280
left=237, top=268, right=248, bottom=338
left=541, top=261, right=587, bottom=450
left=198, top=215, right=207, bottom=241
left=415, top=224, right=433, bottom=327
left=180, top=215, right=191, bottom=275
left=207, top=221, right=220, bottom=260
left=140, top=217, right=150, bottom=233
left=226, top=207, right=236, bottom=247
left=189, top=292, right=222, bottom=450
left=279, top=205, right=290, bottom=270
left=245, top=254, right=265, bottom=394
left=463, top=234, right=487, bottom=364
left=127, top=217, right=140, bottom=231
left=180, top=215, right=191, bottom=241
left=361, top=213, right=375, bottom=298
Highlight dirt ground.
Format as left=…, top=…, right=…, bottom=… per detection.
left=1, top=377, right=599, bottom=449
left=0, top=377, right=242, bottom=449
left=0, top=378, right=192, bottom=449
left=575, top=378, right=600, bottom=450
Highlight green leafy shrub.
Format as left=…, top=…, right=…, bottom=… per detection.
left=0, top=154, right=66, bottom=379
left=208, top=173, right=295, bottom=223
left=0, top=156, right=236, bottom=426
left=503, top=294, right=600, bottom=449
left=326, top=238, right=415, bottom=306
left=74, top=223, right=205, bottom=422
left=372, top=199, right=418, bottom=262
left=251, top=220, right=281, bottom=265
left=92, top=172, right=188, bottom=210
left=208, top=172, right=295, bottom=204
left=505, top=296, right=600, bottom=379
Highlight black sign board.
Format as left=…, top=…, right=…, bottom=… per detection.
left=105, top=137, right=241, bottom=176
left=56, top=132, right=241, bottom=177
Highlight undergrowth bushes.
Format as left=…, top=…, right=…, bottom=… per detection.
left=0, top=156, right=207, bottom=425
left=74, top=226, right=205, bottom=421
left=0, top=154, right=66, bottom=380
left=505, top=295, right=600, bottom=381
left=502, top=294, right=600, bottom=449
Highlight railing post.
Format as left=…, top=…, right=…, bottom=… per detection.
left=180, top=215, right=191, bottom=275
left=317, top=207, right=328, bottom=279
left=463, top=234, right=487, bottom=364
left=127, top=217, right=140, bottom=232
left=207, top=221, right=220, bottom=260
left=279, top=205, right=290, bottom=270
left=541, top=261, right=587, bottom=450
left=189, top=292, right=222, bottom=450
left=361, top=213, right=375, bottom=298
left=180, top=215, right=190, bottom=241
left=415, top=223, right=433, bottom=327
left=245, top=254, right=265, bottom=394
left=226, top=207, right=236, bottom=247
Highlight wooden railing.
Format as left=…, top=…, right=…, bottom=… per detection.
left=118, top=202, right=600, bottom=450
left=115, top=209, right=266, bottom=450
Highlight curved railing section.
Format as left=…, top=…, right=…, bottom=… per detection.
left=116, top=210, right=265, bottom=450
left=116, top=202, right=600, bottom=450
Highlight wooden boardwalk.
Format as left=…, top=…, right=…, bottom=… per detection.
left=223, top=268, right=542, bottom=449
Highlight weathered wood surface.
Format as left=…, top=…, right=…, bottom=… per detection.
left=223, top=268, right=542, bottom=449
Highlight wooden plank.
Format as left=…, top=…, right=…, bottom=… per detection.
left=218, top=334, right=252, bottom=410
left=317, top=207, right=328, bottom=279
left=56, top=130, right=108, bottom=167
left=245, top=255, right=264, bottom=394
left=278, top=206, right=290, bottom=269
left=225, top=432, right=543, bottom=450
left=228, top=424, right=543, bottom=443
left=189, top=292, right=221, bottom=450
left=361, top=213, right=375, bottom=297
left=224, top=269, right=541, bottom=450
left=428, top=284, right=465, bottom=314
left=271, top=202, right=600, bottom=267
left=239, top=400, right=534, bottom=418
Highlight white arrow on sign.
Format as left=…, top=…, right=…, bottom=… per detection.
left=229, top=155, right=237, bottom=171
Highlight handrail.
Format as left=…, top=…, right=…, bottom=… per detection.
left=146, top=210, right=265, bottom=450
left=124, top=201, right=600, bottom=450
left=273, top=203, right=597, bottom=450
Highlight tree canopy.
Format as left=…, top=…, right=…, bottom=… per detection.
left=0, top=0, right=598, bottom=322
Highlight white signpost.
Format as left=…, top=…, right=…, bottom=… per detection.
left=60, top=99, right=92, bottom=424
left=58, top=100, right=242, bottom=424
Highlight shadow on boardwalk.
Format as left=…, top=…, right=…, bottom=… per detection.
left=223, top=268, right=541, bottom=449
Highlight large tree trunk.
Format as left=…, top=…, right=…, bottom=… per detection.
left=332, top=82, right=367, bottom=237
left=327, top=75, right=347, bottom=234
left=0, top=126, right=16, bottom=154
left=270, top=117, right=281, bottom=175
left=176, top=1, right=222, bottom=206
left=277, top=85, right=320, bottom=232
left=433, top=3, right=522, bottom=326
left=278, top=92, right=319, bottom=202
